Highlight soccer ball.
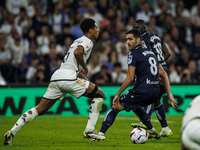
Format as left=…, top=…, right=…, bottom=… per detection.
left=130, top=127, right=148, bottom=144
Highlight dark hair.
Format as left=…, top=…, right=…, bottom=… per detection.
left=80, top=18, right=96, bottom=33
left=126, top=29, right=141, bottom=39
left=134, top=19, right=146, bottom=28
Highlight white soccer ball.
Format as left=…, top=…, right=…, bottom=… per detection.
left=130, top=127, right=148, bottom=144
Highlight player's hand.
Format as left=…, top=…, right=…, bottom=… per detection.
left=113, top=95, right=120, bottom=109
left=82, top=68, right=88, bottom=76
left=78, top=69, right=85, bottom=78
left=168, top=94, right=178, bottom=108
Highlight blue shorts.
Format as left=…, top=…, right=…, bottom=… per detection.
left=119, top=89, right=159, bottom=112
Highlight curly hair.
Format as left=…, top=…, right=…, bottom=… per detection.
left=80, top=18, right=96, bottom=33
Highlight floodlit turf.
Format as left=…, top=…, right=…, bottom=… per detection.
left=0, top=115, right=182, bottom=150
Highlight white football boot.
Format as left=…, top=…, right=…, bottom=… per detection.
left=160, top=128, right=173, bottom=137
left=83, top=130, right=105, bottom=141
left=4, top=130, right=14, bottom=146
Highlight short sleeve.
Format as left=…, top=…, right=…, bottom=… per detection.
left=127, top=52, right=137, bottom=68
left=78, top=38, right=93, bottom=53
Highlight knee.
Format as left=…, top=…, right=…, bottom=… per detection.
left=36, top=107, right=47, bottom=116
left=100, top=91, right=105, bottom=99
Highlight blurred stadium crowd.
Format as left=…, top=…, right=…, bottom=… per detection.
left=0, top=0, right=200, bottom=85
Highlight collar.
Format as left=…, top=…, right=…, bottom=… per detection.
left=142, top=30, right=148, bottom=36
left=134, top=44, right=142, bottom=50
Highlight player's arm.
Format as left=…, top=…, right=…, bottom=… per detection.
left=162, top=44, right=171, bottom=61
left=113, top=66, right=135, bottom=107
left=158, top=64, right=177, bottom=108
left=116, top=66, right=135, bottom=96
left=77, top=69, right=89, bottom=81
left=74, top=45, right=88, bottom=76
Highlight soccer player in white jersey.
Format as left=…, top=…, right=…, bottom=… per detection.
left=4, top=18, right=105, bottom=146
left=181, top=95, right=200, bottom=150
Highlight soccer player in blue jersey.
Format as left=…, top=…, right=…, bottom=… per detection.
left=132, top=19, right=173, bottom=137
left=94, top=29, right=177, bottom=141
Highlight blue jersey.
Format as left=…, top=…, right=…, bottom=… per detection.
left=141, top=30, right=166, bottom=66
left=128, top=44, right=160, bottom=93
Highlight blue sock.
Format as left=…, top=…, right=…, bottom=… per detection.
left=133, top=107, right=153, bottom=129
left=154, top=104, right=168, bottom=127
left=143, top=103, right=154, bottom=119
left=100, top=107, right=118, bottom=134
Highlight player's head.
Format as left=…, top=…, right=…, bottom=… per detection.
left=80, top=18, right=99, bottom=40
left=126, top=29, right=141, bottom=51
left=133, top=19, right=147, bottom=34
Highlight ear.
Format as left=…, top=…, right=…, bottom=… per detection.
left=89, top=28, right=93, bottom=34
left=137, top=38, right=140, bottom=43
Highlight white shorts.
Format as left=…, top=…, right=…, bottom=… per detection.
left=181, top=119, right=200, bottom=149
left=43, top=78, right=90, bottom=100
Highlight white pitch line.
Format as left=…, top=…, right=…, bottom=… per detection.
left=99, top=115, right=175, bottom=123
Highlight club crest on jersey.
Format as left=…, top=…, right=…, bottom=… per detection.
left=128, top=55, right=132, bottom=65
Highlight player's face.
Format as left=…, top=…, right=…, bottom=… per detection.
left=133, top=23, right=142, bottom=32
left=126, top=34, right=137, bottom=51
left=91, top=24, right=100, bottom=39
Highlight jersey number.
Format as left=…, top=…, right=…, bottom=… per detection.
left=153, top=43, right=164, bottom=61
left=63, top=52, right=70, bottom=63
left=148, top=57, right=157, bottom=75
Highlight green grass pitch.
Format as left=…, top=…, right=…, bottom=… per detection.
left=0, top=115, right=182, bottom=150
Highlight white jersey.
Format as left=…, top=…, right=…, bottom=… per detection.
left=182, top=95, right=200, bottom=130
left=51, top=36, right=93, bottom=81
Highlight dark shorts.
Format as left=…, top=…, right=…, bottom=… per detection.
left=119, top=89, right=159, bottom=112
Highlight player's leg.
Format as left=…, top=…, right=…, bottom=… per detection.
left=144, top=103, right=154, bottom=119
left=99, top=107, right=119, bottom=136
left=66, top=78, right=105, bottom=140
left=98, top=97, right=124, bottom=135
left=82, top=81, right=105, bottom=140
left=131, top=103, right=154, bottom=129
left=4, top=82, right=62, bottom=146
left=154, top=95, right=173, bottom=137
left=4, top=98, right=57, bottom=146
left=132, top=107, right=160, bottom=139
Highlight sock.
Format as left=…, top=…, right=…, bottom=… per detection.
left=11, top=107, right=38, bottom=136
left=154, top=104, right=168, bottom=128
left=100, top=107, right=118, bottom=134
left=133, top=107, right=153, bottom=130
left=85, top=98, right=103, bottom=131
left=143, top=103, right=154, bottom=119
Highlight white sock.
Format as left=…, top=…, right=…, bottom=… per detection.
left=85, top=98, right=103, bottom=132
left=11, top=107, right=38, bottom=136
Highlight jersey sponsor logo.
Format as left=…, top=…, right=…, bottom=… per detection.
left=146, top=78, right=159, bottom=84
left=142, top=51, right=154, bottom=56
